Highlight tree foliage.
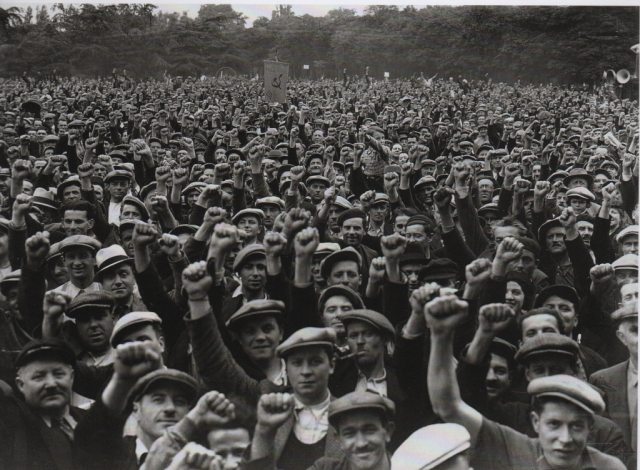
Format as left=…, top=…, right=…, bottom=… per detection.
left=0, top=4, right=637, bottom=85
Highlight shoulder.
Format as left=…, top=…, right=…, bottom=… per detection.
left=308, top=456, right=349, bottom=470
left=585, top=446, right=626, bottom=470
left=590, top=360, right=628, bottom=384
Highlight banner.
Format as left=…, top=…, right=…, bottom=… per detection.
left=264, top=60, right=289, bottom=103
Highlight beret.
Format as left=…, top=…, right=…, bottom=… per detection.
left=533, top=284, right=580, bottom=309
left=225, top=299, right=285, bottom=329
left=233, top=244, right=266, bottom=272
left=391, top=423, right=470, bottom=470
left=515, top=332, right=579, bottom=364
left=169, top=225, right=198, bottom=237
left=128, top=369, right=198, bottom=405
left=489, top=337, right=517, bottom=364
left=515, top=237, right=540, bottom=257
left=328, top=391, right=395, bottom=427
left=399, top=243, right=427, bottom=266
left=612, top=254, right=638, bottom=271
left=566, top=187, right=595, bottom=202
left=611, top=304, right=638, bottom=323
left=59, top=235, right=102, bottom=254
left=320, top=247, right=362, bottom=280
left=276, top=327, right=336, bottom=358
left=337, top=209, right=367, bottom=228
left=616, top=225, right=639, bottom=243
left=15, top=338, right=76, bottom=369
left=110, top=311, right=162, bottom=347
left=232, top=208, right=264, bottom=225
left=67, top=291, right=115, bottom=318
left=418, top=258, right=458, bottom=282
left=406, top=215, right=436, bottom=233
left=527, top=374, right=605, bottom=414
left=318, top=285, right=364, bottom=311
left=338, top=309, right=395, bottom=340
left=256, top=197, right=285, bottom=210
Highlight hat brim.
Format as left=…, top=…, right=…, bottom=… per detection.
left=95, top=256, right=133, bottom=278
left=226, top=309, right=283, bottom=329
left=277, top=340, right=335, bottom=358
left=534, top=391, right=597, bottom=415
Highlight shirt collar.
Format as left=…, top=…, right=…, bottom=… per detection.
left=40, top=407, right=77, bottom=429
left=358, top=367, right=387, bottom=384
left=135, top=438, right=148, bottom=465
left=294, top=392, right=331, bottom=413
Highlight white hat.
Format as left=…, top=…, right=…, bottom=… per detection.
left=612, top=254, right=639, bottom=271
left=391, top=423, right=471, bottom=470
left=616, top=225, right=639, bottom=243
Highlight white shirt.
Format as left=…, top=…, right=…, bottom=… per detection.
left=293, top=393, right=330, bottom=444
left=356, top=368, right=388, bottom=397
left=108, top=200, right=122, bottom=226
left=51, top=281, right=102, bottom=300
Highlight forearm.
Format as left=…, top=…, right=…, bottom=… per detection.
left=133, top=245, right=152, bottom=273
left=101, top=374, right=137, bottom=414
left=465, top=330, right=494, bottom=365
left=428, top=332, right=462, bottom=418
left=293, top=255, right=312, bottom=286
left=250, top=426, right=278, bottom=461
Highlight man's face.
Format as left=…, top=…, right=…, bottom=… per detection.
left=616, top=318, right=638, bottom=359
left=478, top=179, right=495, bottom=204
left=342, top=218, right=365, bottom=247
left=394, top=215, right=409, bottom=236
left=101, top=264, right=135, bottom=302
left=328, top=260, right=361, bottom=292
left=62, top=209, right=93, bottom=236
left=309, top=183, right=327, bottom=203
left=568, top=177, right=588, bottom=189
left=328, top=205, right=345, bottom=232
left=108, top=177, right=130, bottom=202
left=75, top=309, right=115, bottom=354
left=369, top=202, right=388, bottom=224
left=545, top=227, right=566, bottom=256
left=235, top=316, right=282, bottom=364
left=261, top=205, right=281, bottom=230
left=415, top=184, right=435, bottom=205
left=62, top=185, right=82, bottom=203
left=556, top=191, right=568, bottom=209
left=486, top=353, right=511, bottom=400
left=615, top=268, right=638, bottom=285
left=532, top=401, right=591, bottom=470
left=50, top=256, right=70, bottom=287
left=401, top=262, right=422, bottom=292
left=322, top=295, right=353, bottom=338
left=346, top=320, right=385, bottom=370
left=312, top=131, right=323, bottom=144
left=575, top=221, right=593, bottom=248
left=507, top=248, right=537, bottom=278
left=568, top=198, right=587, bottom=215
left=493, top=226, right=520, bottom=247
left=337, top=410, right=392, bottom=470
left=120, top=228, right=135, bottom=257
left=63, top=247, right=95, bottom=280
left=621, top=235, right=638, bottom=255
left=405, top=224, right=430, bottom=251
left=543, top=295, right=577, bottom=336
left=286, top=346, right=334, bottom=403
left=239, top=256, right=267, bottom=292
left=119, top=324, right=164, bottom=354
left=308, top=157, right=324, bottom=175
left=207, top=428, right=251, bottom=470
left=133, top=383, right=191, bottom=443
left=16, top=359, right=74, bottom=414
left=521, top=314, right=561, bottom=343
left=236, top=215, right=260, bottom=240
left=526, top=354, right=573, bottom=381
left=620, top=283, right=638, bottom=307
left=120, top=203, right=143, bottom=221
left=593, top=174, right=608, bottom=194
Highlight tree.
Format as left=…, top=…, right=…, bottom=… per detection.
left=23, top=6, right=33, bottom=24
left=197, top=5, right=246, bottom=29
left=0, top=7, right=22, bottom=36
left=36, top=5, right=50, bottom=25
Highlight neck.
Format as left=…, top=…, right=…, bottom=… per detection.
left=550, top=251, right=569, bottom=265
left=71, top=275, right=94, bottom=289
left=138, top=428, right=157, bottom=451
left=115, top=292, right=133, bottom=307
left=631, top=354, right=638, bottom=370
left=358, top=357, right=385, bottom=379
left=40, top=404, right=69, bottom=421
left=242, top=286, right=264, bottom=301
left=295, top=388, right=329, bottom=407
left=369, top=219, right=383, bottom=230
left=260, top=356, right=283, bottom=382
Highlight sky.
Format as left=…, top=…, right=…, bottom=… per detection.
left=9, top=1, right=639, bottom=28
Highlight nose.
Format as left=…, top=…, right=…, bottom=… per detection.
left=557, top=424, right=572, bottom=444
left=487, top=368, right=496, bottom=381
left=163, top=398, right=177, bottom=414
left=354, top=431, right=369, bottom=449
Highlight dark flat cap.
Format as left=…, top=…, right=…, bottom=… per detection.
left=67, top=291, right=115, bottom=318
left=528, top=374, right=604, bottom=414
left=515, top=332, right=579, bottom=364
left=276, top=327, right=336, bottom=358
left=320, top=247, right=362, bottom=280
left=15, top=338, right=76, bottom=369
left=318, top=285, right=364, bottom=310
left=225, top=299, right=285, bottom=329
left=533, top=284, right=580, bottom=309
left=611, top=304, right=638, bottom=323
left=128, top=369, right=198, bottom=405
left=233, top=244, right=266, bottom=272
left=328, top=391, right=395, bottom=427
left=418, top=258, right=458, bottom=282
left=338, top=309, right=395, bottom=340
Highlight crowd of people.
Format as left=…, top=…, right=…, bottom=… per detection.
left=0, top=68, right=637, bottom=470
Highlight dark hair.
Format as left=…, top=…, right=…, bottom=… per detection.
left=59, top=198, right=94, bottom=220
left=393, top=207, right=419, bottom=219
left=494, top=216, right=528, bottom=237
left=531, top=395, right=594, bottom=427
left=519, top=308, right=566, bottom=336
left=505, top=272, right=535, bottom=310
left=337, top=209, right=367, bottom=228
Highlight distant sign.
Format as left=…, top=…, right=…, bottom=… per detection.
left=303, top=65, right=309, bottom=70
left=384, top=72, right=389, bottom=78
left=264, top=60, right=289, bottom=103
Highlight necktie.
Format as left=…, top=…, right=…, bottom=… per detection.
left=51, top=417, right=74, bottom=442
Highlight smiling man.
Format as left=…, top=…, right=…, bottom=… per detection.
left=50, top=235, right=102, bottom=299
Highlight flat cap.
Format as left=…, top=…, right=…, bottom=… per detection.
left=104, top=169, right=132, bottom=183
left=533, top=284, right=580, bottom=309
left=611, top=304, right=638, bottom=323
left=515, top=332, right=579, bottom=364
left=391, top=423, right=471, bottom=470
left=225, top=299, right=285, bottom=329
left=414, top=176, right=437, bottom=189
left=110, top=311, right=162, bottom=347
left=314, top=243, right=341, bottom=257
left=418, top=258, right=458, bottom=282
left=338, top=309, right=395, bottom=340
left=129, top=369, right=198, bottom=405
left=233, top=244, right=266, bottom=272
left=15, top=338, right=76, bottom=369
left=122, top=195, right=150, bottom=221
left=566, top=187, right=595, bottom=202
left=59, top=235, right=102, bottom=253
left=0, top=269, right=20, bottom=293
left=320, top=247, right=362, bottom=280
left=328, top=391, right=395, bottom=427
left=181, top=181, right=206, bottom=196
left=373, top=193, right=390, bottom=204
left=333, top=196, right=352, bottom=211
left=276, top=327, right=336, bottom=358
left=306, top=175, right=331, bottom=187
left=490, top=337, right=518, bottom=364
left=563, top=168, right=593, bottom=187
left=616, top=225, right=639, bottom=243
left=67, top=291, right=115, bottom=318
left=478, top=203, right=499, bottom=215
left=231, top=208, right=264, bottom=225
left=318, top=285, right=364, bottom=311
left=612, top=254, right=638, bottom=271
left=256, top=197, right=285, bottom=210
left=139, top=182, right=157, bottom=202
left=528, top=374, right=605, bottom=414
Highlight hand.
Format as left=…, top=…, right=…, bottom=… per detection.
left=424, top=295, right=468, bottom=335
left=334, top=175, right=346, bottom=188
left=172, top=168, right=189, bottom=186
left=534, top=180, right=551, bottom=200
left=209, top=223, right=242, bottom=257
left=158, top=233, right=181, bottom=260
left=13, top=193, right=33, bottom=218
left=77, top=162, right=94, bottom=180
left=433, top=186, right=455, bottom=211
left=182, top=261, right=213, bottom=300
left=384, top=172, right=399, bottom=193
left=248, top=144, right=265, bottom=168
left=495, top=237, right=523, bottom=265
left=369, top=257, right=386, bottom=283
left=360, top=190, right=376, bottom=212
left=478, top=303, right=515, bottom=334
left=622, top=152, right=636, bottom=174
left=97, top=154, right=113, bottom=168
left=264, top=231, right=287, bottom=258
left=452, top=162, right=471, bottom=188
left=166, top=442, right=223, bottom=470
left=256, top=393, right=295, bottom=431
left=113, top=340, right=162, bottom=382
left=513, top=177, right=531, bottom=195
left=12, top=159, right=31, bottom=180
left=132, top=222, right=159, bottom=248
left=504, top=163, right=520, bottom=180
left=521, top=155, right=535, bottom=168
left=409, top=282, right=443, bottom=313
left=284, top=208, right=311, bottom=237
left=190, top=164, right=205, bottom=181
left=187, top=391, right=236, bottom=430
left=601, top=182, right=616, bottom=203
left=290, top=166, right=305, bottom=186
left=465, top=258, right=492, bottom=287
left=198, top=184, right=221, bottom=207
left=49, top=155, right=67, bottom=168
left=43, top=291, right=71, bottom=320
left=156, top=166, right=172, bottom=183
left=203, top=206, right=226, bottom=227
left=324, top=186, right=338, bottom=205
left=558, top=207, right=577, bottom=230
left=232, top=162, right=245, bottom=179
left=401, top=162, right=414, bottom=178
left=380, top=232, right=407, bottom=260
left=590, top=263, right=615, bottom=296
left=85, top=137, right=99, bottom=150
left=294, top=227, right=319, bottom=258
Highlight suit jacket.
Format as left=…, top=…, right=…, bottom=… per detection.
left=590, top=360, right=633, bottom=448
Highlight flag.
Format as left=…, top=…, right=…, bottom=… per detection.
left=264, top=60, right=289, bottom=104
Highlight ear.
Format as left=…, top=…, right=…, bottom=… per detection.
left=132, top=401, right=140, bottom=419
left=15, top=374, right=24, bottom=395
left=87, top=218, right=95, bottom=230
left=157, top=335, right=165, bottom=354
left=524, top=366, right=532, bottom=383
left=384, top=421, right=396, bottom=442
left=329, top=356, right=336, bottom=375
left=531, top=411, right=540, bottom=434
left=616, top=329, right=628, bottom=348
